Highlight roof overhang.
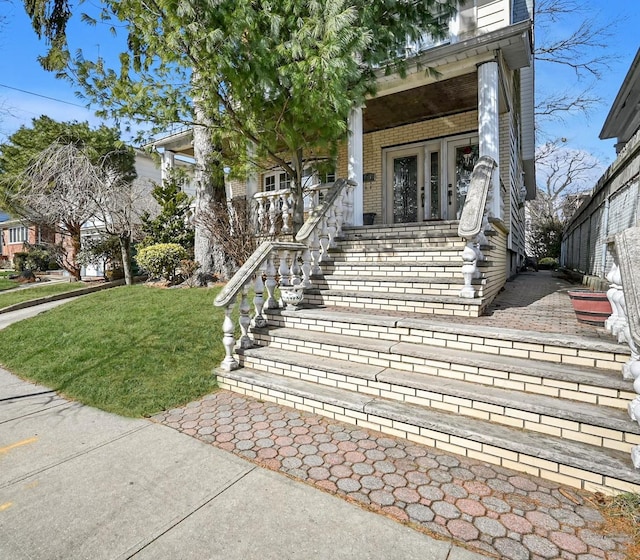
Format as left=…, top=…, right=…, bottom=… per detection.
left=600, top=49, right=640, bottom=148
left=374, top=20, right=533, bottom=98
left=145, top=128, right=194, bottom=157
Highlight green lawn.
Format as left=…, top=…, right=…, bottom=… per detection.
left=0, top=285, right=223, bottom=417
left=0, top=281, right=89, bottom=308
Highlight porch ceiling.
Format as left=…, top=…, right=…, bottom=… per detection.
left=363, top=73, right=477, bottom=134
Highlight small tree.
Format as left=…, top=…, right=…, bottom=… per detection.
left=527, top=140, right=602, bottom=258
left=11, top=143, right=102, bottom=280
left=140, top=169, right=194, bottom=253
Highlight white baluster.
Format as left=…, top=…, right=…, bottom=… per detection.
left=318, top=217, right=331, bottom=262
left=256, top=197, right=266, bottom=236
left=221, top=300, right=238, bottom=371
left=253, top=267, right=267, bottom=328
left=344, top=182, right=354, bottom=226
left=460, top=242, right=478, bottom=298
left=278, top=249, right=290, bottom=287
left=326, top=206, right=338, bottom=248
left=335, top=190, right=345, bottom=235
left=268, top=194, right=277, bottom=236
left=281, top=192, right=291, bottom=234
left=300, top=247, right=312, bottom=287
left=309, top=229, right=322, bottom=275
left=238, top=284, right=252, bottom=349
left=290, top=250, right=301, bottom=286
left=265, top=253, right=278, bottom=309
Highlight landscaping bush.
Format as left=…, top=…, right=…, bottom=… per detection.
left=13, top=252, right=28, bottom=272
left=135, top=243, right=188, bottom=282
left=13, top=246, right=55, bottom=272
left=538, top=257, right=558, bottom=270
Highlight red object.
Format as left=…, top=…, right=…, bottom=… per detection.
left=568, top=291, right=612, bottom=326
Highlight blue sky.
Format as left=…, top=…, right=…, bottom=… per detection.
left=0, top=1, right=638, bottom=169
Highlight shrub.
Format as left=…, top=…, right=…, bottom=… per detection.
left=14, top=246, right=55, bottom=272
left=538, top=257, right=558, bottom=270
left=13, top=252, right=28, bottom=272
left=135, top=243, right=188, bottom=282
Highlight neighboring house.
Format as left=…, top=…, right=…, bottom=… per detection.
left=562, top=49, right=640, bottom=283
left=0, top=217, right=56, bottom=268
left=80, top=148, right=195, bottom=278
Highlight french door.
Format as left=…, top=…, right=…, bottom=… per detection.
left=383, top=136, right=478, bottom=224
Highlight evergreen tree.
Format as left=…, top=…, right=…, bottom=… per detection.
left=140, top=170, right=195, bottom=254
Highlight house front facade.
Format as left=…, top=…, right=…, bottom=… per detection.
left=0, top=218, right=56, bottom=268
left=154, top=0, right=535, bottom=301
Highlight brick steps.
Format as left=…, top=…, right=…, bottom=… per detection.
left=245, top=330, right=639, bottom=452
left=268, top=308, right=628, bottom=371
left=218, top=222, right=638, bottom=494
left=311, top=274, right=485, bottom=297
left=304, top=288, right=485, bottom=317
left=217, top=367, right=640, bottom=494
left=251, top=325, right=633, bottom=409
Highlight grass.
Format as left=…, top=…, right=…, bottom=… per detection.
left=595, top=492, right=640, bottom=559
left=0, top=285, right=224, bottom=417
left=0, top=281, right=89, bottom=308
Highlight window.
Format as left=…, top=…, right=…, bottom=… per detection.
left=9, top=226, right=28, bottom=244
left=264, top=174, right=277, bottom=192
left=263, top=171, right=291, bottom=192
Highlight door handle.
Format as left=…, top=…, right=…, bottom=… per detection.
left=447, top=184, right=452, bottom=205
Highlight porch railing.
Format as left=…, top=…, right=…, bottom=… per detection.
left=457, top=156, right=497, bottom=298
left=252, top=182, right=340, bottom=239
left=213, top=179, right=355, bottom=371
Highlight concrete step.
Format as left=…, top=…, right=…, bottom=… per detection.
left=245, top=333, right=639, bottom=449
left=333, top=239, right=464, bottom=251
left=217, top=367, right=640, bottom=495
left=327, top=248, right=467, bottom=262
left=310, top=274, right=485, bottom=298
left=340, top=221, right=460, bottom=239
left=303, top=288, right=485, bottom=317
left=266, top=307, right=629, bottom=372
left=320, top=260, right=491, bottom=277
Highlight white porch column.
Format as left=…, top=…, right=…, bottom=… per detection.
left=161, top=150, right=175, bottom=183
left=348, top=106, right=364, bottom=226
left=478, top=60, right=501, bottom=219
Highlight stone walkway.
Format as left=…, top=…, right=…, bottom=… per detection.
left=153, top=393, right=630, bottom=560
left=153, top=271, right=632, bottom=559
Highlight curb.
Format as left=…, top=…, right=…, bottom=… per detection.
left=0, top=279, right=126, bottom=315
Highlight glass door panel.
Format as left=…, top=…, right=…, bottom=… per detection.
left=428, top=151, right=440, bottom=219
left=392, top=155, right=419, bottom=223
left=454, top=144, right=479, bottom=219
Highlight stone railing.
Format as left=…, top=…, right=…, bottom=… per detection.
left=213, top=179, right=355, bottom=371
left=605, top=228, right=640, bottom=468
left=457, top=156, right=497, bottom=298
left=252, top=182, right=339, bottom=238
left=252, top=188, right=295, bottom=237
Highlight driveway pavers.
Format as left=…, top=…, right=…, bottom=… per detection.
left=154, top=390, right=632, bottom=560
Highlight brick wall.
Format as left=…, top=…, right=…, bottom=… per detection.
left=337, top=110, right=479, bottom=219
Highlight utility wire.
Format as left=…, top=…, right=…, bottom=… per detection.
left=0, top=82, right=88, bottom=109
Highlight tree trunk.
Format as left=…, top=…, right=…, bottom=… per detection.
left=119, top=235, right=133, bottom=285
left=292, top=148, right=305, bottom=234
left=192, top=99, right=228, bottom=283
left=63, top=224, right=82, bottom=282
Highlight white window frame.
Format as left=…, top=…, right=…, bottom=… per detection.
left=9, top=226, right=28, bottom=244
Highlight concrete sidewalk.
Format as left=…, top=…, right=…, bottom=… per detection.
left=0, top=369, right=486, bottom=560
